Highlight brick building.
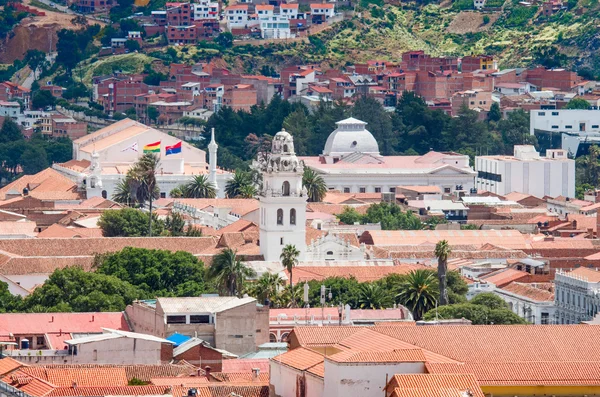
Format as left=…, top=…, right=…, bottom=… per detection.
left=0, top=82, right=30, bottom=109
left=40, top=85, right=65, bottom=98
left=167, top=25, right=198, bottom=44
left=96, top=77, right=149, bottom=115
left=167, top=2, right=192, bottom=26
left=524, top=67, right=582, bottom=91
left=461, top=55, right=496, bottom=72
left=51, top=116, right=88, bottom=139
left=401, top=50, right=459, bottom=72
left=77, top=0, right=114, bottom=13
left=222, top=84, right=257, bottom=112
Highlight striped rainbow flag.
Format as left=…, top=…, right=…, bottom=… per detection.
left=143, top=141, right=161, bottom=153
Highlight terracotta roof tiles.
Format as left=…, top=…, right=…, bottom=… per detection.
left=43, top=368, right=128, bottom=387
left=479, top=268, right=530, bottom=287
left=220, top=359, right=269, bottom=374
left=0, top=169, right=80, bottom=201
left=290, top=264, right=432, bottom=284
left=0, top=357, right=24, bottom=376
left=270, top=347, right=323, bottom=371
left=328, top=349, right=427, bottom=363
left=389, top=374, right=484, bottom=397
left=500, top=282, right=554, bottom=301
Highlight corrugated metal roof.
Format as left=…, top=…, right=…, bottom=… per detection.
left=157, top=297, right=257, bottom=314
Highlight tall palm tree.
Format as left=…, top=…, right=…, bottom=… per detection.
left=129, top=154, right=160, bottom=236
left=238, top=184, right=257, bottom=199
left=208, top=248, right=257, bottom=297
left=225, top=170, right=254, bottom=198
left=396, top=269, right=439, bottom=321
left=280, top=244, right=300, bottom=307
left=169, top=186, right=184, bottom=198
left=247, top=272, right=285, bottom=305
left=273, top=284, right=304, bottom=308
left=357, top=283, right=394, bottom=309
left=184, top=175, right=217, bottom=198
left=302, top=167, right=327, bottom=202
left=434, top=240, right=451, bottom=306
left=112, top=177, right=134, bottom=206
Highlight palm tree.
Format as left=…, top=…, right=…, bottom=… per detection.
left=280, top=244, right=300, bottom=307
left=247, top=272, right=285, bottom=305
left=396, top=269, right=439, bottom=321
left=169, top=186, right=184, bottom=198
left=302, top=167, right=327, bottom=202
left=112, top=177, right=134, bottom=206
left=208, top=248, right=257, bottom=297
left=434, top=240, right=451, bottom=306
left=225, top=170, right=254, bottom=198
left=238, top=184, right=257, bottom=199
left=273, top=284, right=304, bottom=308
left=357, top=283, right=394, bottom=309
left=184, top=175, right=217, bottom=198
left=129, top=154, right=160, bottom=236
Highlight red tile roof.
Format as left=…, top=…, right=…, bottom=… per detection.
left=479, top=268, right=530, bottom=287
left=0, top=357, right=24, bottom=376
left=271, top=347, right=323, bottom=371
left=220, top=360, right=270, bottom=374
left=500, top=282, right=554, bottom=301
left=0, top=312, right=129, bottom=337
left=43, top=368, right=128, bottom=387
left=290, top=264, right=431, bottom=284
left=328, top=349, right=426, bottom=363
left=2, top=370, right=56, bottom=397
left=389, top=374, right=484, bottom=397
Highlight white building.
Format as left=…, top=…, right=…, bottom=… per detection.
left=530, top=109, right=600, bottom=135
left=495, top=82, right=536, bottom=96
left=474, top=0, right=485, bottom=9
left=279, top=3, right=298, bottom=19
left=191, top=0, right=218, bottom=20
left=310, top=3, right=335, bottom=19
left=494, top=282, right=556, bottom=324
left=53, top=118, right=231, bottom=199
left=554, top=267, right=600, bottom=324
left=260, top=15, right=292, bottom=39
left=0, top=101, right=21, bottom=118
left=256, top=4, right=274, bottom=17
left=226, top=4, right=249, bottom=29
left=304, top=233, right=366, bottom=261
left=475, top=145, right=575, bottom=198
left=255, top=129, right=308, bottom=261
left=301, top=118, right=477, bottom=194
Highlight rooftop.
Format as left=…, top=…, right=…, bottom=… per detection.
left=155, top=296, right=257, bottom=314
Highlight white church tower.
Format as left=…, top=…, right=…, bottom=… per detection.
left=255, top=129, right=307, bottom=261
left=86, top=150, right=104, bottom=198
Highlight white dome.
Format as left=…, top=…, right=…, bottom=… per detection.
left=323, top=117, right=380, bottom=157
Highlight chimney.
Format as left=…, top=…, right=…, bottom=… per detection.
left=71, top=382, right=77, bottom=389
left=251, top=368, right=260, bottom=381
left=196, top=369, right=202, bottom=377
left=91, top=315, right=95, bottom=322
left=204, top=366, right=211, bottom=377
left=51, top=316, right=54, bottom=323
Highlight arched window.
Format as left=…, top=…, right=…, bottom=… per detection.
left=101, top=190, right=107, bottom=199
left=277, top=209, right=283, bottom=225
left=269, top=333, right=277, bottom=343
left=283, top=144, right=288, bottom=152
left=290, top=208, right=296, bottom=225
left=89, top=177, right=96, bottom=189
left=281, top=332, right=289, bottom=342
left=282, top=181, right=290, bottom=196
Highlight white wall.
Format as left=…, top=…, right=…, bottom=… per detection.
left=270, top=361, right=304, bottom=397
left=475, top=156, right=575, bottom=198
left=530, top=109, right=600, bottom=135
left=72, top=338, right=165, bottom=364
left=306, top=373, right=324, bottom=397
left=494, top=289, right=556, bottom=325
left=323, top=361, right=425, bottom=397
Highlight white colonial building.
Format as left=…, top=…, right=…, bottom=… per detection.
left=53, top=118, right=232, bottom=199
left=304, top=233, right=366, bottom=261
left=554, top=267, right=600, bottom=324
left=475, top=145, right=575, bottom=198
left=301, top=118, right=477, bottom=194
left=255, top=129, right=308, bottom=261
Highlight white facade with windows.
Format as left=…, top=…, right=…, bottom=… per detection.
left=255, top=130, right=308, bottom=261
left=475, top=145, right=575, bottom=198
left=260, top=15, right=292, bottom=39
left=225, top=6, right=248, bottom=29
left=493, top=285, right=556, bottom=325
left=0, top=101, right=21, bottom=118
left=530, top=109, right=600, bottom=135
left=554, top=268, right=600, bottom=324
left=192, top=0, right=218, bottom=20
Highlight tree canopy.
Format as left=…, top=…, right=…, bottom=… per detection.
left=337, top=203, right=422, bottom=230
left=98, top=208, right=165, bottom=237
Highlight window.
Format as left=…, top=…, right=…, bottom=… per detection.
left=166, top=315, right=186, bottom=324
left=541, top=312, right=549, bottom=325
left=282, top=181, right=290, bottom=196
left=280, top=237, right=284, bottom=245
left=101, top=190, right=107, bottom=199
left=36, top=336, right=45, bottom=346
left=552, top=111, right=559, bottom=116
left=290, top=208, right=296, bottom=225
left=93, top=349, right=98, bottom=361
left=565, top=125, right=573, bottom=129
left=389, top=187, right=396, bottom=193
left=277, top=209, right=283, bottom=225
left=160, top=192, right=166, bottom=198
left=593, top=125, right=599, bottom=129
left=374, top=187, right=381, bottom=193
left=552, top=125, right=559, bottom=129
left=359, top=187, right=366, bottom=193
left=343, top=187, right=350, bottom=193
left=539, top=112, right=546, bottom=116
left=190, top=315, right=210, bottom=324
left=444, top=187, right=451, bottom=193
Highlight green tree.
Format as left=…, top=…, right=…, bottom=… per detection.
left=215, top=32, right=233, bottom=48
left=576, top=183, right=595, bottom=199
left=164, top=211, right=186, bottom=236
left=247, top=272, right=285, bottom=305
left=147, top=106, right=159, bottom=123
left=564, top=98, right=591, bottom=110
left=337, top=206, right=363, bottom=225
left=361, top=202, right=423, bottom=230
left=24, top=49, right=46, bottom=79
left=423, top=302, right=527, bottom=324
left=169, top=186, right=185, bottom=198
left=31, top=90, right=56, bottom=110
left=470, top=292, right=509, bottom=310
left=97, top=247, right=206, bottom=296
left=434, top=240, right=451, bottom=306
left=283, top=109, right=311, bottom=155
left=112, top=178, right=135, bottom=206
left=56, top=29, right=82, bottom=73
left=21, top=266, right=144, bottom=312
left=497, top=109, right=535, bottom=152
left=184, top=175, right=217, bottom=198
left=98, top=208, right=164, bottom=237
left=238, top=184, right=257, bottom=198
left=396, top=269, right=439, bottom=320
left=125, top=39, right=141, bottom=52
left=20, top=145, right=49, bottom=175
left=280, top=244, right=300, bottom=289
left=0, top=118, right=24, bottom=143
left=357, top=283, right=394, bottom=309
left=487, top=102, right=501, bottom=122
left=208, top=248, right=256, bottom=297
left=0, top=281, right=21, bottom=312
left=302, top=167, right=327, bottom=202
left=225, top=170, right=254, bottom=198
left=129, top=154, right=160, bottom=236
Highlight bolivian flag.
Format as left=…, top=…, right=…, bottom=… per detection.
left=143, top=141, right=161, bottom=153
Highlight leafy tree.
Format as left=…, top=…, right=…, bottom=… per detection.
left=302, top=167, right=327, bottom=202
left=363, top=203, right=422, bottom=230
left=31, top=90, right=56, bottom=110
left=470, top=292, right=508, bottom=310
left=533, top=45, right=568, bottom=69
left=184, top=175, right=217, bottom=198
left=283, top=109, right=311, bottom=155
left=305, top=277, right=362, bottom=308
left=56, top=29, right=82, bottom=73
left=0, top=118, right=24, bottom=143
left=357, top=283, right=394, bottom=309
left=164, top=212, right=186, bottom=236
left=225, top=170, right=254, bottom=198
left=98, top=208, right=164, bottom=237
left=238, top=184, right=257, bottom=198
left=564, top=97, right=591, bottom=110
left=247, top=272, right=285, bottom=305
left=435, top=240, right=451, bottom=306
left=273, top=283, right=305, bottom=308
left=576, top=183, right=595, bottom=199
left=423, top=302, right=527, bottom=324
left=582, top=145, right=600, bottom=186
left=396, top=269, right=439, bottom=320
left=24, top=49, right=46, bottom=79
left=21, top=266, right=144, bottom=312
left=487, top=102, right=501, bottom=122
left=125, top=39, right=141, bottom=52
left=20, top=145, right=48, bottom=174
left=215, top=32, right=234, bottom=48
left=112, top=178, right=135, bottom=206
left=0, top=281, right=21, bottom=312
left=147, top=106, right=159, bottom=123
left=497, top=109, right=535, bottom=152
left=208, top=248, right=256, bottom=297
left=280, top=244, right=300, bottom=289
left=169, top=186, right=185, bottom=198
left=97, top=247, right=206, bottom=296
left=129, top=154, right=160, bottom=236
left=337, top=206, right=363, bottom=225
